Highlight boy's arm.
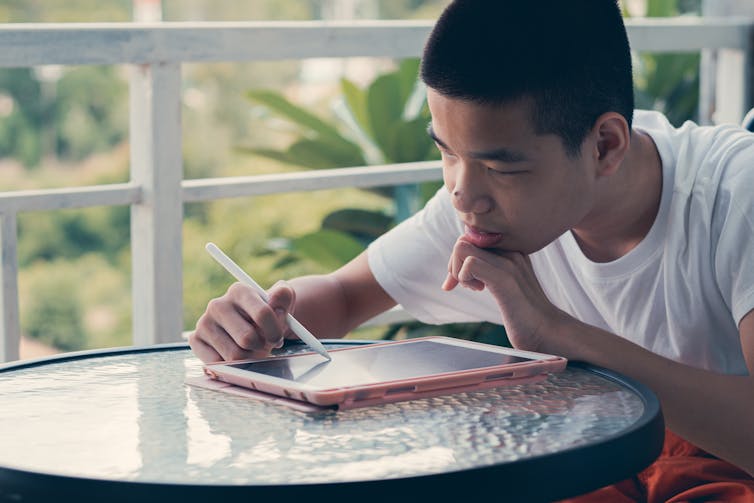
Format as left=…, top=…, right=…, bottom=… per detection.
left=286, top=251, right=398, bottom=340
left=444, top=239, right=754, bottom=476
left=189, top=251, right=396, bottom=363
left=549, top=308, right=754, bottom=477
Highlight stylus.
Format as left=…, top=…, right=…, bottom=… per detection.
left=205, top=242, right=332, bottom=361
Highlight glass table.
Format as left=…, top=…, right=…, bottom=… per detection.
left=0, top=340, right=664, bottom=502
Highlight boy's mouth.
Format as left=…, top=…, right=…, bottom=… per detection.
left=463, top=224, right=503, bottom=248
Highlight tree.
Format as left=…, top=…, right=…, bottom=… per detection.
left=22, top=270, right=88, bottom=351
left=0, top=69, right=45, bottom=167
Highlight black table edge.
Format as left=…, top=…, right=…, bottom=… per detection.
left=0, top=343, right=665, bottom=503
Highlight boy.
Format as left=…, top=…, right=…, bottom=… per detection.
left=190, top=1, right=754, bottom=499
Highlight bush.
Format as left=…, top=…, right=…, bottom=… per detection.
left=22, top=272, right=87, bottom=351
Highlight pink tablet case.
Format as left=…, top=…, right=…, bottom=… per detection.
left=185, top=375, right=332, bottom=413
left=186, top=371, right=548, bottom=412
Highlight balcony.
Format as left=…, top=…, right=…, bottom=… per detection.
left=1, top=16, right=753, bottom=362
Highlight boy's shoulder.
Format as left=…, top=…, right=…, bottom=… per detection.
left=635, top=110, right=754, bottom=199
left=635, top=109, right=754, bottom=157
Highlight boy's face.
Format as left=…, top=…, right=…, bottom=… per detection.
left=427, top=89, right=599, bottom=254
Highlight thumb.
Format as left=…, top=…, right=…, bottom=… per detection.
left=267, top=280, right=296, bottom=312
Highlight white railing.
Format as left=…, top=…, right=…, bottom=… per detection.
left=1, top=18, right=753, bottom=362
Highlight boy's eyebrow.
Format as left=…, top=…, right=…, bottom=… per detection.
left=427, top=124, right=527, bottom=163
left=427, top=124, right=449, bottom=150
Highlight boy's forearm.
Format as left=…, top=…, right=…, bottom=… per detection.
left=548, top=318, right=754, bottom=476
left=287, top=274, right=352, bottom=340
left=287, top=251, right=397, bottom=341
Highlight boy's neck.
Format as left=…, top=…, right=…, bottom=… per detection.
left=571, top=129, right=663, bottom=263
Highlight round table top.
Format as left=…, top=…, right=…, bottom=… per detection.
left=0, top=341, right=664, bottom=502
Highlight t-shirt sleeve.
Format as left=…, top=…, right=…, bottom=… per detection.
left=713, top=149, right=754, bottom=327
left=367, top=188, right=501, bottom=325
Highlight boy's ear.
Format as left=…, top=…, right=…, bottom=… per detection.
left=593, top=112, right=630, bottom=177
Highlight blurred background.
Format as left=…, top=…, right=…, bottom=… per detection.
left=0, top=0, right=705, bottom=359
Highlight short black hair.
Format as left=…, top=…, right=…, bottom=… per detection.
left=421, top=0, right=634, bottom=156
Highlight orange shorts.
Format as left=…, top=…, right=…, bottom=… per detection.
left=561, top=429, right=754, bottom=502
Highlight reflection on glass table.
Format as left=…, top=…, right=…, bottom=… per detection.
left=0, top=340, right=664, bottom=502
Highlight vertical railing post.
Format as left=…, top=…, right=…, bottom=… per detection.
left=0, top=212, right=20, bottom=362
left=699, top=45, right=717, bottom=126
left=129, top=62, right=184, bottom=346
left=746, top=26, right=754, bottom=118
left=701, top=0, right=754, bottom=124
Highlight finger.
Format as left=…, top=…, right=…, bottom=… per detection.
left=229, top=288, right=287, bottom=350
left=442, top=272, right=459, bottom=291
left=267, top=281, right=296, bottom=313
left=207, top=294, right=268, bottom=351
left=197, top=319, right=259, bottom=361
left=243, top=302, right=284, bottom=348
left=444, top=237, right=477, bottom=290
left=445, top=242, right=463, bottom=289
left=457, top=256, right=488, bottom=291
left=188, top=331, right=223, bottom=363
left=229, top=283, right=286, bottom=348
left=267, top=280, right=297, bottom=336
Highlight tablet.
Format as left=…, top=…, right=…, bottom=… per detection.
left=203, top=336, right=567, bottom=409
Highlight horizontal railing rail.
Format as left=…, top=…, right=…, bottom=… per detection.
left=1, top=17, right=752, bottom=361
left=0, top=163, right=443, bottom=213
left=0, top=18, right=751, bottom=68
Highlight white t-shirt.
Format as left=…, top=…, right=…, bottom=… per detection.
left=367, top=110, right=754, bottom=375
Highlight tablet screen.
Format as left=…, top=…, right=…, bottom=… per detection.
left=225, top=340, right=532, bottom=389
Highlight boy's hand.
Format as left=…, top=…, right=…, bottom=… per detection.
left=189, top=281, right=295, bottom=363
left=442, top=237, right=567, bottom=353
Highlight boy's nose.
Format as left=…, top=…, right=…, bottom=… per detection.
left=453, top=189, right=492, bottom=214
left=451, top=167, right=492, bottom=214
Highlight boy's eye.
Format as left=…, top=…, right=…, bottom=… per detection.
left=488, top=166, right=525, bottom=176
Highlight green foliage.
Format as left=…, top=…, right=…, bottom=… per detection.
left=0, top=69, right=45, bottom=166
left=243, top=89, right=367, bottom=169
left=243, top=58, right=441, bottom=272
left=0, top=66, right=127, bottom=168
left=20, top=254, right=132, bottom=352
left=22, top=268, right=88, bottom=351
left=55, top=66, right=128, bottom=161
left=17, top=206, right=129, bottom=267
left=0, top=0, right=131, bottom=23
left=181, top=188, right=390, bottom=329
left=287, top=229, right=364, bottom=271
left=321, top=209, right=394, bottom=246
left=361, top=59, right=436, bottom=163
left=629, top=0, right=701, bottom=125
left=244, top=59, right=438, bottom=169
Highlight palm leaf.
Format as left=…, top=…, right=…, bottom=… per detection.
left=246, top=89, right=344, bottom=141
left=286, top=137, right=366, bottom=169
left=397, top=58, right=421, bottom=111
left=289, top=229, right=365, bottom=270
left=321, top=208, right=393, bottom=242
left=384, top=116, right=434, bottom=163
left=341, top=78, right=372, bottom=139
left=366, top=73, right=404, bottom=159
